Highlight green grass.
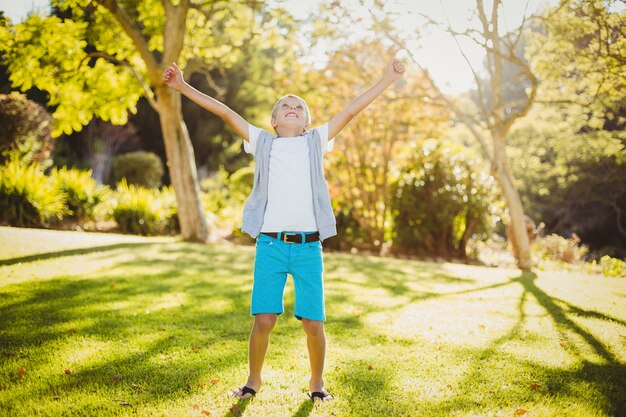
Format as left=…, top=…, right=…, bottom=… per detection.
left=1, top=227, right=625, bottom=417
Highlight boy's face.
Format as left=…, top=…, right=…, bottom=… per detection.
left=271, top=97, right=309, bottom=133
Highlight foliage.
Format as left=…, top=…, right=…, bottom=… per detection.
left=389, top=139, right=499, bottom=258
left=528, top=0, right=626, bottom=126
left=508, top=106, right=626, bottom=257
left=0, top=92, right=54, bottom=167
left=597, top=255, right=626, bottom=277
left=49, top=166, right=110, bottom=221
left=110, top=179, right=177, bottom=235
left=200, top=165, right=253, bottom=235
left=532, top=233, right=589, bottom=264
left=110, top=151, right=164, bottom=188
left=0, top=13, right=144, bottom=136
left=0, top=158, right=65, bottom=227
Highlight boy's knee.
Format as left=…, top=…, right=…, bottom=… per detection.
left=254, top=314, right=277, bottom=334
left=301, top=318, right=324, bottom=336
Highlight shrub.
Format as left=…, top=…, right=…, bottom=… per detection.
left=110, top=151, right=164, bottom=188
left=110, top=179, right=178, bottom=235
left=389, top=140, right=499, bottom=258
left=532, top=233, right=588, bottom=264
left=49, top=167, right=111, bottom=222
left=0, top=92, right=54, bottom=168
left=200, top=166, right=253, bottom=235
left=0, top=158, right=65, bottom=227
left=598, top=256, right=626, bottom=277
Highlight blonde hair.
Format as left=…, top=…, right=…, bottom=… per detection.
left=271, top=94, right=311, bottom=130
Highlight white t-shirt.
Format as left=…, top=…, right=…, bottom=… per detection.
left=244, top=124, right=335, bottom=232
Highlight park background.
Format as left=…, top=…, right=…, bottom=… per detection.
left=0, top=0, right=625, bottom=416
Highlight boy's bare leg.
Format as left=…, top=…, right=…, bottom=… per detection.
left=301, top=319, right=327, bottom=392
left=231, top=313, right=277, bottom=398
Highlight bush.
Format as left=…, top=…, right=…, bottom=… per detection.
left=597, top=256, right=626, bottom=277
left=533, top=233, right=588, bottom=264
left=110, top=151, right=164, bottom=188
left=49, top=167, right=111, bottom=222
left=110, top=179, right=178, bottom=235
left=0, top=158, right=65, bottom=227
left=0, top=92, right=54, bottom=168
left=200, top=166, right=253, bottom=235
left=389, top=140, right=499, bottom=258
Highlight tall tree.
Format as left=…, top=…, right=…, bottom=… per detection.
left=0, top=0, right=273, bottom=241
left=517, top=0, right=626, bottom=255
left=371, top=0, right=539, bottom=270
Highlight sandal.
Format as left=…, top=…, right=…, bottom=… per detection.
left=309, top=389, right=333, bottom=401
left=229, top=386, right=257, bottom=399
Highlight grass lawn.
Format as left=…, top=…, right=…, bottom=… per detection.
left=1, top=227, right=625, bottom=417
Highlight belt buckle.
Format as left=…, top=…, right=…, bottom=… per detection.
left=282, top=233, right=298, bottom=244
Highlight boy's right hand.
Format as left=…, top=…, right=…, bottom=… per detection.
left=163, top=62, right=184, bottom=91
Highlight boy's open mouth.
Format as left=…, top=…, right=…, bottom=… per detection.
left=285, top=112, right=298, bottom=118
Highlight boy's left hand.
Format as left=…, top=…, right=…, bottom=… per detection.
left=385, top=59, right=405, bottom=80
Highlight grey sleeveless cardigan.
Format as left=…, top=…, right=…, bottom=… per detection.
left=241, top=128, right=337, bottom=241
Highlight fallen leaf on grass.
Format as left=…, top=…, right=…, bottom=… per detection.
left=119, top=400, right=131, bottom=406
left=367, top=364, right=373, bottom=370
left=559, top=341, right=567, bottom=348
left=201, top=411, right=211, bottom=416
left=64, top=369, right=72, bottom=375
left=230, top=404, right=241, bottom=415
left=111, top=282, right=118, bottom=288
left=210, top=379, right=218, bottom=385
left=192, top=404, right=199, bottom=410
left=529, top=381, right=541, bottom=390
left=1, top=383, right=9, bottom=390
left=196, top=381, right=206, bottom=388
left=514, top=408, right=528, bottom=416
left=16, top=367, right=26, bottom=379
left=112, top=375, right=122, bottom=382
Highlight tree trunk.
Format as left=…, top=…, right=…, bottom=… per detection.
left=492, top=138, right=532, bottom=270
left=156, top=86, right=208, bottom=242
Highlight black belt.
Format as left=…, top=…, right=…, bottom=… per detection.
left=261, top=232, right=320, bottom=244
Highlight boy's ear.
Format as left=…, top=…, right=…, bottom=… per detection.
left=271, top=117, right=277, bottom=128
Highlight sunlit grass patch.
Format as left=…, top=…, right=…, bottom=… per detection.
left=1, top=226, right=625, bottom=417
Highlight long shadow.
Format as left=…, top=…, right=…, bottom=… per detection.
left=552, top=296, right=626, bottom=327
left=405, top=271, right=626, bottom=416
left=0, top=242, right=158, bottom=266
left=515, top=272, right=618, bottom=362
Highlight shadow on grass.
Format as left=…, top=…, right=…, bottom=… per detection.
left=417, top=272, right=626, bottom=416
left=0, top=242, right=159, bottom=266
left=292, top=399, right=314, bottom=417
left=221, top=397, right=253, bottom=417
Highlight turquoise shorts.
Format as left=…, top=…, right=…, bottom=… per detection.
left=251, top=232, right=325, bottom=321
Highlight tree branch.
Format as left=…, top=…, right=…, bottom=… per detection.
left=440, top=0, right=492, bottom=130
left=94, top=0, right=161, bottom=84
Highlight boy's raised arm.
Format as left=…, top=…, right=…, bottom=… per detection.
left=327, top=59, right=405, bottom=140
left=163, top=63, right=250, bottom=142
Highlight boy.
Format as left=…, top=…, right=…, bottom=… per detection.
left=163, top=58, right=405, bottom=401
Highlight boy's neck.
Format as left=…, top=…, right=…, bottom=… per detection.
left=276, top=126, right=305, bottom=138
